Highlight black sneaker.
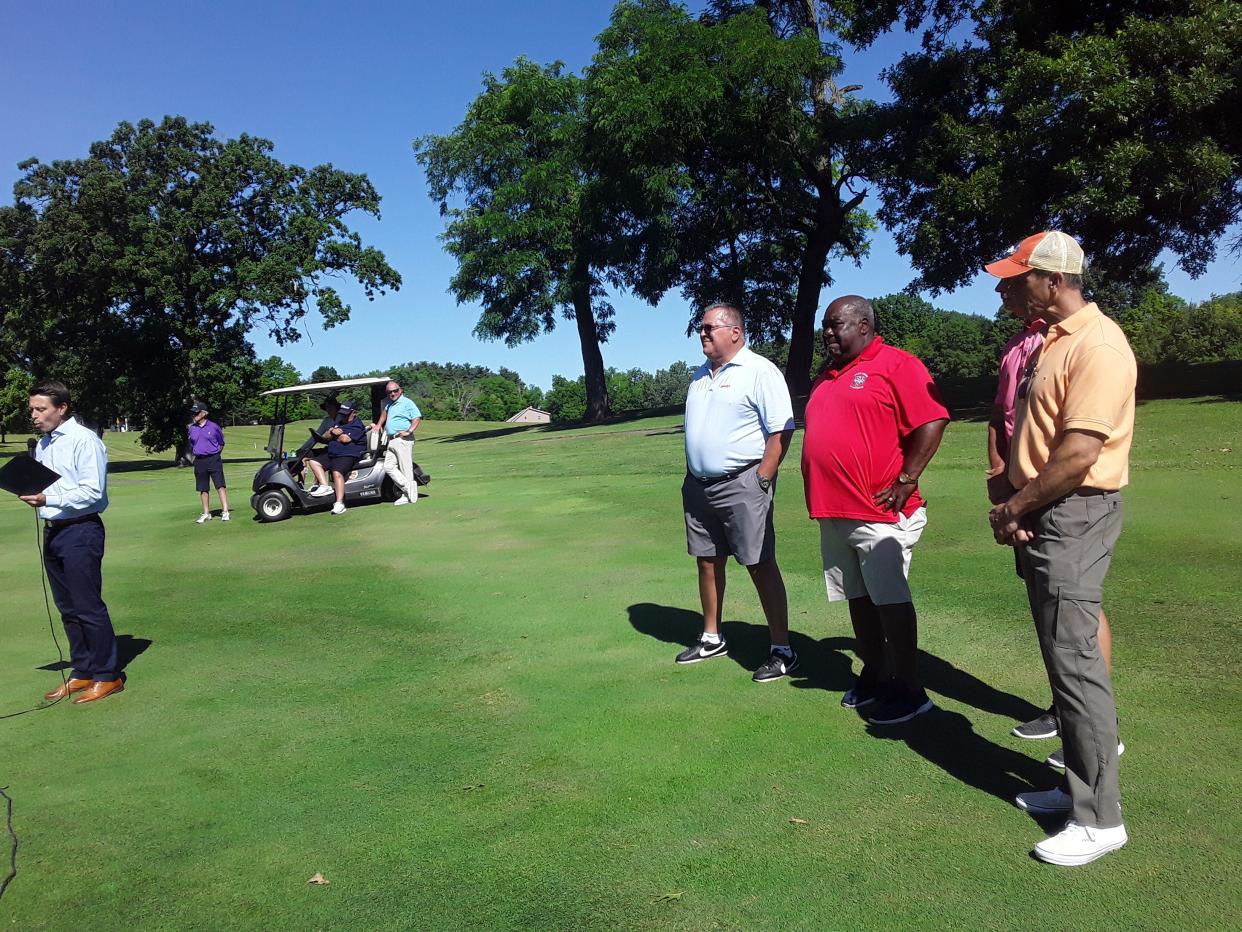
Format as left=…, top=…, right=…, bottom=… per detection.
left=1013, top=707, right=1059, bottom=740
left=752, top=649, right=799, bottom=683
left=866, top=689, right=934, bottom=725
left=1047, top=741, right=1125, bottom=770
left=675, top=638, right=728, bottom=664
left=841, top=680, right=883, bottom=709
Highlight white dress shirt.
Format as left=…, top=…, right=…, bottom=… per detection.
left=34, top=416, right=109, bottom=521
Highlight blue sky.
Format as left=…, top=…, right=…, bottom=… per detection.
left=4, top=0, right=1238, bottom=390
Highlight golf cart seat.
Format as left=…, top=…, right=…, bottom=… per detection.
left=353, top=426, right=381, bottom=470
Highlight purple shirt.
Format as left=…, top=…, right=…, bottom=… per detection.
left=189, top=419, right=225, bottom=456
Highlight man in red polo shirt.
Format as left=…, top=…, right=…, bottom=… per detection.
left=802, top=295, right=950, bottom=724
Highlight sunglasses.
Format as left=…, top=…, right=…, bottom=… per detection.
left=387, top=389, right=401, bottom=395
left=697, top=323, right=734, bottom=335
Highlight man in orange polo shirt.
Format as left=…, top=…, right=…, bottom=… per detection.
left=985, top=231, right=1136, bottom=866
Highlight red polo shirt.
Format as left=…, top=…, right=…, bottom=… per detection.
left=802, top=337, right=949, bottom=522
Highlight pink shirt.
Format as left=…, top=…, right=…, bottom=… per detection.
left=994, top=319, right=1046, bottom=455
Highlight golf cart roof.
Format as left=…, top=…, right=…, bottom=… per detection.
left=260, top=376, right=393, bottom=397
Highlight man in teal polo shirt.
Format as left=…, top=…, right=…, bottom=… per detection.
left=373, top=379, right=422, bottom=506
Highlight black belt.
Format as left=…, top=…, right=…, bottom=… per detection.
left=689, top=460, right=761, bottom=487
left=45, top=512, right=103, bottom=530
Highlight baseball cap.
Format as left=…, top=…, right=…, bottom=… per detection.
left=190, top=403, right=207, bottom=414
left=337, top=401, right=356, bottom=416
left=985, top=231, right=1085, bottom=278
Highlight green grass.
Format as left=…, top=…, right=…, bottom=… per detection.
left=1, top=397, right=1239, bottom=930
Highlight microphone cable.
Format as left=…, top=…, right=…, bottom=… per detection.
left=0, top=505, right=71, bottom=902
left=1, top=509, right=68, bottom=720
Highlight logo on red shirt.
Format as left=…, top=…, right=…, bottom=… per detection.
left=850, top=372, right=869, bottom=390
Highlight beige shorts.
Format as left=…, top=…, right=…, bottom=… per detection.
left=818, top=507, right=927, bottom=605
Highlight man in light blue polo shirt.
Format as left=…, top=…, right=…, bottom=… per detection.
left=373, top=379, right=422, bottom=506
left=678, top=302, right=799, bottom=683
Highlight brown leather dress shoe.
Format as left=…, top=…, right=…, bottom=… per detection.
left=72, top=679, right=125, bottom=704
left=44, top=678, right=93, bottom=701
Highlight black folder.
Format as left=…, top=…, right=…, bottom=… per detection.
left=0, top=455, right=61, bottom=497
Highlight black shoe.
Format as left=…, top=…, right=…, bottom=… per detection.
left=1013, top=707, right=1059, bottom=740
left=675, top=638, right=728, bottom=664
left=752, top=649, right=799, bottom=683
left=1047, top=741, right=1125, bottom=770
left=841, top=680, right=883, bottom=709
left=866, top=689, right=934, bottom=725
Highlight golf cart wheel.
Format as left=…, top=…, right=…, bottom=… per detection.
left=381, top=477, right=401, bottom=503
left=256, top=490, right=292, bottom=522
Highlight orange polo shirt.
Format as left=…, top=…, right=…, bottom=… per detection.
left=1009, top=302, right=1137, bottom=492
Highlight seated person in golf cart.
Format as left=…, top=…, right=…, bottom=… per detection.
left=295, top=396, right=341, bottom=462
left=306, top=401, right=367, bottom=515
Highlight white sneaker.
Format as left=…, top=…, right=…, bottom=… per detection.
left=1033, top=821, right=1128, bottom=866
left=310, top=484, right=334, bottom=497
left=196, top=513, right=212, bottom=524
left=393, top=495, right=410, bottom=506
left=1015, top=788, right=1072, bottom=814
left=331, top=502, right=346, bottom=515
left=220, top=511, right=230, bottom=521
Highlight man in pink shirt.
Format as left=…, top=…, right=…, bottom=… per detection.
left=986, top=259, right=1116, bottom=765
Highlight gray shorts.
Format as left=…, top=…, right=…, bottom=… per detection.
left=682, top=465, right=776, bottom=566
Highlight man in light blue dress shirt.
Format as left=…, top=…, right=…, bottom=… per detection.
left=20, top=380, right=124, bottom=704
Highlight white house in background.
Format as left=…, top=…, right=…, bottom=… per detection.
left=506, top=406, right=552, bottom=424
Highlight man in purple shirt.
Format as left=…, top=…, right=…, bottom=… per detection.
left=189, top=403, right=230, bottom=524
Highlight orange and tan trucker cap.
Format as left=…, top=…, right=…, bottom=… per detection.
left=985, top=231, right=1085, bottom=278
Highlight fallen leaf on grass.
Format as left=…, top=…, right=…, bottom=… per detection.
left=654, top=892, right=683, bottom=902
left=788, top=818, right=809, bottom=825
left=307, top=873, right=329, bottom=885
left=462, top=783, right=486, bottom=792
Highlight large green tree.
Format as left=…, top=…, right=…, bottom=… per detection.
left=868, top=0, right=1242, bottom=291
left=0, top=116, right=401, bottom=452
left=589, top=0, right=875, bottom=403
left=416, top=60, right=623, bottom=422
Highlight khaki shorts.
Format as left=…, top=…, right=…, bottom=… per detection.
left=682, top=466, right=776, bottom=566
left=818, top=507, right=927, bottom=605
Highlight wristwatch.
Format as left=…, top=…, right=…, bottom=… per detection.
left=897, top=472, right=918, bottom=485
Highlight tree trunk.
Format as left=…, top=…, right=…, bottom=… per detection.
left=570, top=262, right=612, bottom=422
left=785, top=219, right=836, bottom=413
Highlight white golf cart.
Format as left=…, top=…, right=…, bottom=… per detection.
left=248, top=376, right=428, bottom=522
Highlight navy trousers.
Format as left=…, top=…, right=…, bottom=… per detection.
left=43, top=516, right=118, bottom=681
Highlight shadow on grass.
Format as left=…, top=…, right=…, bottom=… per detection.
left=629, top=604, right=1060, bottom=807
left=626, top=602, right=852, bottom=690
left=440, top=406, right=688, bottom=444
left=38, top=634, right=151, bottom=677
left=108, top=455, right=267, bottom=474
left=865, top=707, right=1062, bottom=812
left=436, top=425, right=549, bottom=443
left=1189, top=393, right=1242, bottom=403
